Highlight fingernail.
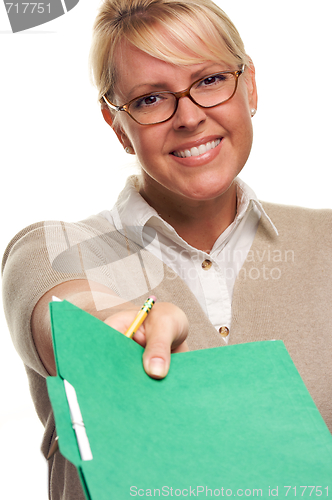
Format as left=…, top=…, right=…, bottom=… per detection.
left=148, top=357, right=166, bottom=378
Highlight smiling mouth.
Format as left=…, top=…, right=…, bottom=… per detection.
left=171, top=138, right=222, bottom=158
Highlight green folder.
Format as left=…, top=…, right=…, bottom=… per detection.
left=47, top=301, right=332, bottom=499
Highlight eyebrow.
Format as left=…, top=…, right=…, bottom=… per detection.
left=126, top=63, right=230, bottom=99
left=129, top=82, right=172, bottom=96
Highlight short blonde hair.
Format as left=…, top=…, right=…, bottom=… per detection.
left=90, top=0, right=250, bottom=101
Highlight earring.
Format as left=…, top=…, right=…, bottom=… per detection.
left=250, top=109, right=257, bottom=117
left=125, top=146, right=134, bottom=154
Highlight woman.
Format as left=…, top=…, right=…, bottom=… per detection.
left=2, top=0, right=332, bottom=499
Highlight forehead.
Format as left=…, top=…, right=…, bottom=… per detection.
left=113, top=41, right=231, bottom=100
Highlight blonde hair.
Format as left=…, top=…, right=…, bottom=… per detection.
left=90, top=0, right=250, bottom=101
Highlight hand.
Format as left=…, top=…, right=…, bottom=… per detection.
left=104, top=302, right=189, bottom=379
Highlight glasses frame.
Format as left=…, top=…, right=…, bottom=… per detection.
left=102, top=65, right=245, bottom=125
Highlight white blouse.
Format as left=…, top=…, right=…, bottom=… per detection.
left=101, top=176, right=277, bottom=342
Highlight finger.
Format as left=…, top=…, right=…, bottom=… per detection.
left=104, top=310, right=137, bottom=333
left=142, top=303, right=188, bottom=379
left=172, top=339, right=189, bottom=354
left=104, top=310, right=147, bottom=346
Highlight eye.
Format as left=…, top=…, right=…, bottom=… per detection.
left=200, top=74, right=227, bottom=87
left=132, top=93, right=166, bottom=110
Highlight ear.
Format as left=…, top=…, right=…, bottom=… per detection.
left=100, top=101, right=134, bottom=152
left=244, top=59, right=258, bottom=113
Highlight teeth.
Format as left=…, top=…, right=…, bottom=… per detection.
left=173, top=139, right=221, bottom=158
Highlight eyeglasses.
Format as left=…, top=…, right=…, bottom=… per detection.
left=102, top=65, right=245, bottom=125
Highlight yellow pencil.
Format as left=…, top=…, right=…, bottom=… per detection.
left=124, top=296, right=156, bottom=338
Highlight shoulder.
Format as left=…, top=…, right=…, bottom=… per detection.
left=261, top=200, right=332, bottom=219
left=260, top=201, right=332, bottom=239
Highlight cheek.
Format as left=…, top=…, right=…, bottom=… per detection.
left=132, top=134, right=155, bottom=165
left=127, top=125, right=166, bottom=164
left=215, top=104, right=253, bottom=170
left=232, top=116, right=253, bottom=166
left=237, top=113, right=253, bottom=144
left=227, top=98, right=253, bottom=144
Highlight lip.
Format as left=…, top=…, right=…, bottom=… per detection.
left=170, top=135, right=223, bottom=155
left=170, top=136, right=223, bottom=167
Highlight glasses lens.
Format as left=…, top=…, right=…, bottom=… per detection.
left=191, top=73, right=236, bottom=107
left=128, top=93, right=176, bottom=125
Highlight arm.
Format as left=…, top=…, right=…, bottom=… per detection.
left=3, top=219, right=188, bottom=378
left=31, top=279, right=189, bottom=378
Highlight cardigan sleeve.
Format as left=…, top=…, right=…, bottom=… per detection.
left=1, top=214, right=168, bottom=376
left=1, top=220, right=93, bottom=376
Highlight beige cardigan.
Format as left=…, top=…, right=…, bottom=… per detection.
left=2, top=201, right=332, bottom=499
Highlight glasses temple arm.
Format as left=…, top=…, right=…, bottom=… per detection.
left=101, top=95, right=122, bottom=112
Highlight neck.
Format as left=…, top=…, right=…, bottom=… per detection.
left=139, top=180, right=237, bottom=252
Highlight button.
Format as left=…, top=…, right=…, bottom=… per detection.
left=201, top=259, right=212, bottom=270
left=219, top=326, right=229, bottom=337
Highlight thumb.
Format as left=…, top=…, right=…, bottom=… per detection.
left=142, top=303, right=189, bottom=379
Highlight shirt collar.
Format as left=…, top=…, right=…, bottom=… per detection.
left=110, top=175, right=278, bottom=250
left=110, top=175, right=160, bottom=247
left=235, top=178, right=278, bottom=235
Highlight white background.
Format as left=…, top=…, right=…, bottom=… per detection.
left=0, top=1, right=331, bottom=498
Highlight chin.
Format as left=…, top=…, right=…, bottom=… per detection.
left=177, top=183, right=233, bottom=203
left=181, top=173, right=237, bottom=200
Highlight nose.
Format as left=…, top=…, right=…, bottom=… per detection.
left=172, top=96, right=206, bottom=131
